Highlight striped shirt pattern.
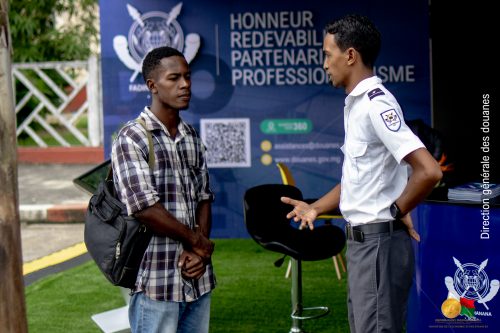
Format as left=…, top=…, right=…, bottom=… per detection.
left=111, top=107, right=216, bottom=302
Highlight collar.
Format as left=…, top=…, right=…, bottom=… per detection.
left=140, top=107, right=188, bottom=138
left=345, top=76, right=382, bottom=104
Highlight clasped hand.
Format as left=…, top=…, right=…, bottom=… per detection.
left=191, top=231, right=214, bottom=261
left=178, top=250, right=207, bottom=279
left=183, top=229, right=213, bottom=279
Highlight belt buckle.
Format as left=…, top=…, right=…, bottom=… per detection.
left=345, top=223, right=364, bottom=243
left=345, top=223, right=352, bottom=240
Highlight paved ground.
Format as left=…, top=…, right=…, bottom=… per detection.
left=18, top=164, right=93, bottom=206
left=18, top=163, right=98, bottom=264
left=21, top=223, right=85, bottom=263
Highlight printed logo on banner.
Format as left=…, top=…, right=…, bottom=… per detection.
left=438, top=257, right=499, bottom=326
left=113, top=2, right=200, bottom=86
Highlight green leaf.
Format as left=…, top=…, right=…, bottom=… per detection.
left=8, top=0, right=99, bottom=62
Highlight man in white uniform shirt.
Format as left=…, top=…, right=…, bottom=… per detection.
left=281, top=14, right=442, bottom=332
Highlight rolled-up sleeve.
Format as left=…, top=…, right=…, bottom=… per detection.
left=112, top=130, right=159, bottom=215
left=198, top=165, right=215, bottom=203
left=194, top=143, right=215, bottom=203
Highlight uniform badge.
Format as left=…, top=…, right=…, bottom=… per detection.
left=380, top=109, right=401, bottom=131
left=368, top=88, right=385, bottom=100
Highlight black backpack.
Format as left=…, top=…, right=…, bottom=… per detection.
left=84, top=117, right=154, bottom=288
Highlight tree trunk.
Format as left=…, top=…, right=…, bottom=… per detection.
left=0, top=1, right=28, bottom=331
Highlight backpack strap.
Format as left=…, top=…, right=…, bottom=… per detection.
left=135, top=116, right=155, bottom=170
left=106, top=116, right=155, bottom=182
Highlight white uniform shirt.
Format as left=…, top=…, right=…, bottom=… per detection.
left=339, top=76, right=425, bottom=225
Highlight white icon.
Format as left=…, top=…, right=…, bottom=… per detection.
left=444, top=275, right=460, bottom=299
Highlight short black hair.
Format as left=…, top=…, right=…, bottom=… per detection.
left=142, top=46, right=185, bottom=83
left=325, top=14, right=381, bottom=68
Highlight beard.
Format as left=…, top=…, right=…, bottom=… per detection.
left=327, top=76, right=334, bottom=86
left=327, top=74, right=339, bottom=88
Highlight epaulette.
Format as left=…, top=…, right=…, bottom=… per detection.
left=367, top=88, right=385, bottom=100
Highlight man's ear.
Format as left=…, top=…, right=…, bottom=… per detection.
left=346, top=47, right=357, bottom=66
left=146, top=78, right=157, bottom=94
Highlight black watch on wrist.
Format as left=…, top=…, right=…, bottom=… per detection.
left=390, top=202, right=403, bottom=219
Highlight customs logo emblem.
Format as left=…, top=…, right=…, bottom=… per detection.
left=442, top=257, right=499, bottom=319
left=113, top=3, right=200, bottom=82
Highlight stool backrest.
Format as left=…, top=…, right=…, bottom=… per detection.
left=243, top=184, right=345, bottom=261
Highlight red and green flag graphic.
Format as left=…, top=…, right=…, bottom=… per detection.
left=460, top=297, right=475, bottom=318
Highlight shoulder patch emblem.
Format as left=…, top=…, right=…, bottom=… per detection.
left=380, top=109, right=401, bottom=132
left=368, top=88, right=385, bottom=100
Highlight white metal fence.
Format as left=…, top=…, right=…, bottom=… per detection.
left=12, top=56, right=102, bottom=147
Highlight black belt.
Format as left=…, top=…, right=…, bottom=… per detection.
left=345, top=220, right=406, bottom=243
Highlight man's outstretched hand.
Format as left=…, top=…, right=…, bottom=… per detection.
left=281, top=196, right=318, bottom=230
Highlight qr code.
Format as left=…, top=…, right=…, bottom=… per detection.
left=200, top=118, right=251, bottom=168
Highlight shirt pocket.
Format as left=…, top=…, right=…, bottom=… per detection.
left=346, top=141, right=370, bottom=184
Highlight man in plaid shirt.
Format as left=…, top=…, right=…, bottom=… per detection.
left=111, top=46, right=216, bottom=333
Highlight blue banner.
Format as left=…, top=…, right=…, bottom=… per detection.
left=408, top=203, right=500, bottom=332
left=99, top=0, right=430, bottom=238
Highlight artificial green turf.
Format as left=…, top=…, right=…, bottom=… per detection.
left=25, top=261, right=126, bottom=332
left=25, top=239, right=349, bottom=332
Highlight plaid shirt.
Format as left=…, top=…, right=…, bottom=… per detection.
left=111, top=107, right=216, bottom=302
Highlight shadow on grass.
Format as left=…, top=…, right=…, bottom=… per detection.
left=26, top=239, right=349, bottom=332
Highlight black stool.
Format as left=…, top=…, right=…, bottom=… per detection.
left=243, top=184, right=346, bottom=333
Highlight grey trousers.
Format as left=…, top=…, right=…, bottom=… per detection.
left=346, top=228, right=414, bottom=333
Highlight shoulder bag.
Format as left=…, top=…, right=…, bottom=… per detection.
left=84, top=117, right=154, bottom=289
